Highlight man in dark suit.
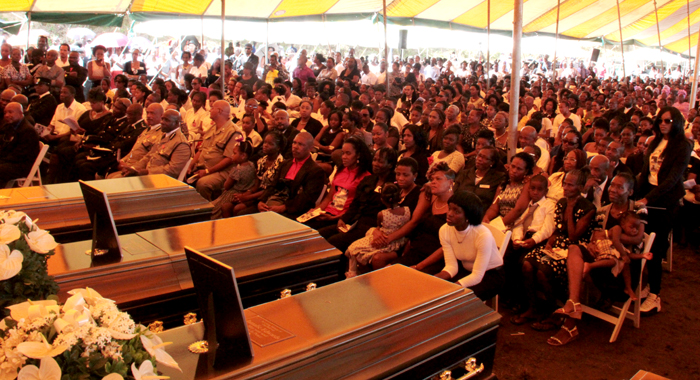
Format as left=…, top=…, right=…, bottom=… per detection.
left=0, top=102, right=40, bottom=187
left=28, top=77, right=58, bottom=127
left=605, top=140, right=633, bottom=178
left=584, top=155, right=611, bottom=209
left=257, top=132, right=326, bottom=219
left=64, top=51, right=88, bottom=103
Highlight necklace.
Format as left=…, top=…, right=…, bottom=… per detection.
left=455, top=227, right=469, bottom=243
left=495, top=130, right=507, bottom=140
left=434, top=198, right=449, bottom=211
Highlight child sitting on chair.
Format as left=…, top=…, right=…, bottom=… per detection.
left=345, top=183, right=411, bottom=278
left=585, top=211, right=650, bottom=300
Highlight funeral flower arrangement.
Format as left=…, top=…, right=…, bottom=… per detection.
left=0, top=210, right=59, bottom=315
left=0, top=287, right=180, bottom=380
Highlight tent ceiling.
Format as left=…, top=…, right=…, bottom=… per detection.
left=2, top=0, right=700, bottom=55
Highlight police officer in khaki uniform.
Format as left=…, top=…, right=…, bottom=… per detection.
left=121, top=110, right=191, bottom=178
left=188, top=100, right=241, bottom=201
left=108, top=103, right=164, bottom=178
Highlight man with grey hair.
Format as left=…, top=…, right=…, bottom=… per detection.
left=445, top=105, right=461, bottom=128
left=274, top=109, right=299, bottom=158
left=189, top=100, right=241, bottom=200
left=0, top=102, right=40, bottom=187
left=518, top=125, right=550, bottom=171
left=249, top=132, right=326, bottom=219
left=584, top=155, right=611, bottom=209
left=0, top=89, right=15, bottom=119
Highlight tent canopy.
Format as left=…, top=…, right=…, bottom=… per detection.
left=2, top=0, right=700, bottom=56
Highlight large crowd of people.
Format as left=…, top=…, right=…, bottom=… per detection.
left=2, top=35, right=699, bottom=347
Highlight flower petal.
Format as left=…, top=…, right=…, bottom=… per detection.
left=0, top=224, right=21, bottom=245
left=17, top=365, right=40, bottom=380
left=7, top=300, right=57, bottom=321
left=0, top=249, right=23, bottom=281
left=38, top=357, right=61, bottom=380
left=102, top=374, right=125, bottom=380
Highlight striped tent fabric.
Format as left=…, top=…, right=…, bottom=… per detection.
left=2, top=0, right=700, bottom=55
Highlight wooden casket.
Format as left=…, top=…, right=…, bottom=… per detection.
left=48, top=212, right=343, bottom=327
left=0, top=175, right=213, bottom=243
left=157, top=265, right=500, bottom=379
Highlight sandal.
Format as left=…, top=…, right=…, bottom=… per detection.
left=547, top=325, right=579, bottom=346
left=554, top=299, right=582, bottom=319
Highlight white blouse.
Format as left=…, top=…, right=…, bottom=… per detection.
left=440, top=224, right=502, bottom=288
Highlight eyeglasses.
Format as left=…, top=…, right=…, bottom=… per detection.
left=661, top=118, right=673, bottom=124
left=562, top=139, right=577, bottom=145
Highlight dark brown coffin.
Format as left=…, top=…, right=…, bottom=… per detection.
left=0, top=175, right=213, bottom=243
left=48, top=212, right=342, bottom=326
left=156, top=265, right=500, bottom=380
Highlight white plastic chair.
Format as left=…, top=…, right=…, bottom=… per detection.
left=5, top=142, right=49, bottom=188
left=178, top=158, right=193, bottom=182
left=483, top=223, right=512, bottom=313
left=315, top=184, right=328, bottom=207
left=581, top=232, right=656, bottom=343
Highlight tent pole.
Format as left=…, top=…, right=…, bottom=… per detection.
left=486, top=0, right=490, bottom=91
left=690, top=32, right=700, bottom=109
left=221, top=0, right=226, bottom=94
left=616, top=0, right=626, bottom=80
left=266, top=20, right=270, bottom=65
left=382, top=4, right=390, bottom=91
left=552, top=0, right=560, bottom=82
left=509, top=0, right=523, bottom=161
left=653, top=0, right=664, bottom=75
left=201, top=15, right=204, bottom=50
left=688, top=0, right=692, bottom=75
left=26, top=12, right=31, bottom=51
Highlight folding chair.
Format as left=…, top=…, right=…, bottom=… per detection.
left=5, top=142, right=49, bottom=188
left=178, top=158, right=193, bottom=182
left=581, top=232, right=656, bottom=343
left=483, top=223, right=512, bottom=313
left=663, top=230, right=672, bottom=272
left=315, top=184, right=328, bottom=207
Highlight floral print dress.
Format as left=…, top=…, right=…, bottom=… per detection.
left=524, top=197, right=596, bottom=288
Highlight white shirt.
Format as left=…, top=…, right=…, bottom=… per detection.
left=552, top=112, right=582, bottom=136
left=430, top=150, right=465, bottom=173
left=440, top=224, right=502, bottom=288
left=377, top=71, right=386, bottom=85
left=589, top=177, right=608, bottom=209
left=185, top=107, right=212, bottom=141
left=189, top=64, right=208, bottom=79
left=285, top=94, right=302, bottom=109
left=50, top=100, right=87, bottom=135
left=390, top=112, right=409, bottom=132
left=511, top=197, right=556, bottom=244
left=360, top=71, right=378, bottom=86
left=243, top=129, right=263, bottom=148
left=56, top=57, right=70, bottom=68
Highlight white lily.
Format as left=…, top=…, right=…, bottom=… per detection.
left=17, top=357, right=61, bottom=380
left=25, top=229, right=58, bottom=254
left=62, top=293, right=87, bottom=314
left=17, top=333, right=68, bottom=359
left=54, top=308, right=93, bottom=334
left=0, top=223, right=21, bottom=245
left=140, top=335, right=181, bottom=371
left=67, top=287, right=112, bottom=306
left=1, top=210, right=28, bottom=225
left=132, top=360, right=170, bottom=380
left=0, top=244, right=23, bottom=281
left=7, top=300, right=59, bottom=321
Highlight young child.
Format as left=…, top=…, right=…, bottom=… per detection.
left=211, top=141, right=257, bottom=219
left=345, top=183, right=411, bottom=278
left=240, top=114, right=262, bottom=148
left=585, top=211, right=648, bottom=300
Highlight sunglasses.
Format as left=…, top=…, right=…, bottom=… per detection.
left=562, top=139, right=577, bottom=145
left=661, top=118, right=673, bottom=124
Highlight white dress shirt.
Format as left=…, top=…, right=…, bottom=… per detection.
left=50, top=100, right=87, bottom=135
left=511, top=197, right=556, bottom=244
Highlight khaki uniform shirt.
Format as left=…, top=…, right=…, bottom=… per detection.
left=196, top=120, right=239, bottom=171
left=134, top=129, right=191, bottom=178
left=122, top=124, right=162, bottom=166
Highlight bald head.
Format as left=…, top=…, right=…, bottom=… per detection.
left=0, top=89, right=15, bottom=110
left=11, top=95, right=28, bottom=110
left=209, top=100, right=231, bottom=124
left=518, top=126, right=538, bottom=147
left=3, top=102, right=24, bottom=124
left=146, top=103, right=164, bottom=126
left=161, top=110, right=182, bottom=132
left=274, top=110, right=290, bottom=129
left=589, top=155, right=610, bottom=182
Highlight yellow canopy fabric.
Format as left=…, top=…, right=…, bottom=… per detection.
left=2, top=0, right=700, bottom=55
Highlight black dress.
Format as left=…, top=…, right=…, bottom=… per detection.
left=398, top=199, right=448, bottom=274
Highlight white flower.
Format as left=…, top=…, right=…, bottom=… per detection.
left=131, top=360, right=169, bottom=380
left=0, top=244, right=23, bottom=281
left=7, top=300, right=59, bottom=321
left=62, top=293, right=87, bottom=314
left=24, top=230, right=58, bottom=254
left=140, top=334, right=181, bottom=371
left=53, top=309, right=93, bottom=334
left=102, top=374, right=124, bottom=380
left=67, top=287, right=113, bottom=306
left=16, top=334, right=67, bottom=359
left=0, top=223, right=21, bottom=245
left=1, top=211, right=28, bottom=225
left=17, top=357, right=61, bottom=380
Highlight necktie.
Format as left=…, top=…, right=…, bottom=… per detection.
left=522, top=203, right=539, bottom=233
